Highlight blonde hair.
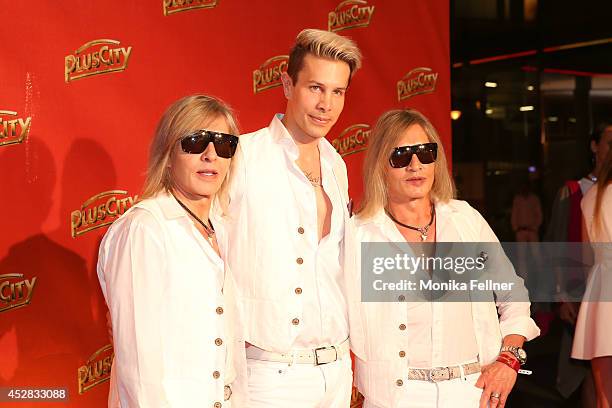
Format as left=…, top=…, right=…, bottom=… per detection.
left=358, top=109, right=455, bottom=219
left=593, top=147, right=612, bottom=237
left=287, top=28, right=362, bottom=84
left=141, top=95, right=240, bottom=211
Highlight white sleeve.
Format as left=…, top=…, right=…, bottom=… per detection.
left=98, top=212, right=170, bottom=408
left=227, top=144, right=247, bottom=212
left=476, top=210, right=540, bottom=341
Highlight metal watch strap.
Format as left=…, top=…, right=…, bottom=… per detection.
left=500, top=345, right=527, bottom=365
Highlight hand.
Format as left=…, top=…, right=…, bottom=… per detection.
left=559, top=301, right=579, bottom=325
left=475, top=361, right=517, bottom=408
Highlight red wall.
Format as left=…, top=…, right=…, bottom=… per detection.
left=0, top=1, right=449, bottom=406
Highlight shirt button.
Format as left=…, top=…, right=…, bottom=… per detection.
left=298, top=227, right=305, bottom=234
left=398, top=295, right=406, bottom=302
left=292, top=318, right=300, bottom=325
left=399, top=351, right=406, bottom=357
left=216, top=307, right=224, bottom=315
left=213, top=370, right=220, bottom=379
left=399, top=324, right=406, bottom=331
left=214, top=402, right=222, bottom=408
left=295, top=287, right=302, bottom=294
left=215, top=338, right=223, bottom=346
left=296, top=257, right=303, bottom=265
left=396, top=379, right=403, bottom=386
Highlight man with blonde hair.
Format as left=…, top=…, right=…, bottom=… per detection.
left=226, top=29, right=362, bottom=407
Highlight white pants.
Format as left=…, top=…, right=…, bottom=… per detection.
left=364, top=372, right=483, bottom=408
left=246, top=355, right=353, bottom=407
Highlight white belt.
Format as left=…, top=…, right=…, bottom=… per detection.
left=407, top=362, right=481, bottom=382
left=246, top=338, right=350, bottom=365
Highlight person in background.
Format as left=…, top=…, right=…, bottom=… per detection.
left=511, top=180, right=542, bottom=242
left=572, top=147, right=612, bottom=408
left=546, top=120, right=612, bottom=405
left=349, top=109, right=539, bottom=408
left=98, top=95, right=246, bottom=407
left=546, top=121, right=612, bottom=245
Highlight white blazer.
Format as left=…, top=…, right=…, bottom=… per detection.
left=347, top=199, right=540, bottom=407
left=97, top=192, right=246, bottom=407
left=226, top=114, right=353, bottom=352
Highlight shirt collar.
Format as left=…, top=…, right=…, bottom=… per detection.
left=154, top=190, right=189, bottom=220
left=269, top=114, right=298, bottom=158
left=155, top=189, right=226, bottom=227
left=269, top=114, right=339, bottom=166
left=356, top=199, right=457, bottom=228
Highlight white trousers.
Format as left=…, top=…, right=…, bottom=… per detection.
left=246, top=355, right=353, bottom=407
left=364, top=372, right=483, bottom=408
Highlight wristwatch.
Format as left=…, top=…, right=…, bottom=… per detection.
left=500, top=345, right=527, bottom=365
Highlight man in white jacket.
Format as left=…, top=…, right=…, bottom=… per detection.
left=225, top=29, right=362, bottom=407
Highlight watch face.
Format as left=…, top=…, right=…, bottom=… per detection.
left=518, top=349, right=527, bottom=359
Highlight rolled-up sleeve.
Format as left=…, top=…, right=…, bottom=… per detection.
left=476, top=209, right=541, bottom=342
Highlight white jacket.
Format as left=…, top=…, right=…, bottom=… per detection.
left=97, top=192, right=247, bottom=407
left=226, top=115, right=353, bottom=352
left=347, top=199, right=540, bottom=407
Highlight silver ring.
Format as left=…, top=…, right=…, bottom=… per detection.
left=490, top=392, right=501, bottom=399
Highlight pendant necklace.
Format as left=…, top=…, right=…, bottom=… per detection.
left=304, top=171, right=322, bottom=188
left=171, top=192, right=215, bottom=245
left=386, top=203, right=435, bottom=241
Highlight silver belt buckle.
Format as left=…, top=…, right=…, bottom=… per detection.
left=314, top=346, right=337, bottom=366
left=428, top=367, right=448, bottom=382
left=224, top=385, right=232, bottom=401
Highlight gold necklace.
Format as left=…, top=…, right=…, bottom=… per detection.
left=304, top=171, right=322, bottom=187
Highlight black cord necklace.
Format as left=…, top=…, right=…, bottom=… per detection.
left=385, top=203, right=435, bottom=241
left=171, top=192, right=215, bottom=244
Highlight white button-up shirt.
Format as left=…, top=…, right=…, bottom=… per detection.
left=404, top=301, right=478, bottom=368
left=348, top=199, right=540, bottom=407
left=97, top=192, right=245, bottom=407
left=226, top=114, right=351, bottom=352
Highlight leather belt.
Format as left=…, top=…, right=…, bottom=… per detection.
left=407, top=361, right=481, bottom=382
left=246, top=338, right=350, bottom=365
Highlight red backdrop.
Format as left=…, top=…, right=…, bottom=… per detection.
left=0, top=1, right=449, bottom=406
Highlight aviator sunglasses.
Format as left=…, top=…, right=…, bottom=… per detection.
left=389, top=142, right=437, bottom=168
left=180, top=130, right=239, bottom=159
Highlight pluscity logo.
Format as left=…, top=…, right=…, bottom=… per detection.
left=163, top=0, right=218, bottom=15
left=0, top=110, right=31, bottom=147
left=71, top=190, right=139, bottom=238
left=65, top=39, right=132, bottom=83
left=0, top=273, right=37, bottom=313
left=397, top=67, right=439, bottom=102
left=328, top=0, right=375, bottom=32
left=253, top=55, right=289, bottom=94
left=331, top=124, right=371, bottom=157
left=78, top=344, right=113, bottom=394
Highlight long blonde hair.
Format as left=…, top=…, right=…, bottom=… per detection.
left=358, top=109, right=455, bottom=219
left=593, top=147, right=612, bottom=236
left=141, top=95, right=240, bottom=210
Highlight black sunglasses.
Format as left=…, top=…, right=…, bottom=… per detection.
left=180, top=130, right=239, bottom=159
left=389, top=142, right=438, bottom=168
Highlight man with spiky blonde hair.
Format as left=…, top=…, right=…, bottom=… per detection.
left=225, top=29, right=362, bottom=407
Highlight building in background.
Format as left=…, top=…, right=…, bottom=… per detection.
left=451, top=0, right=612, bottom=241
